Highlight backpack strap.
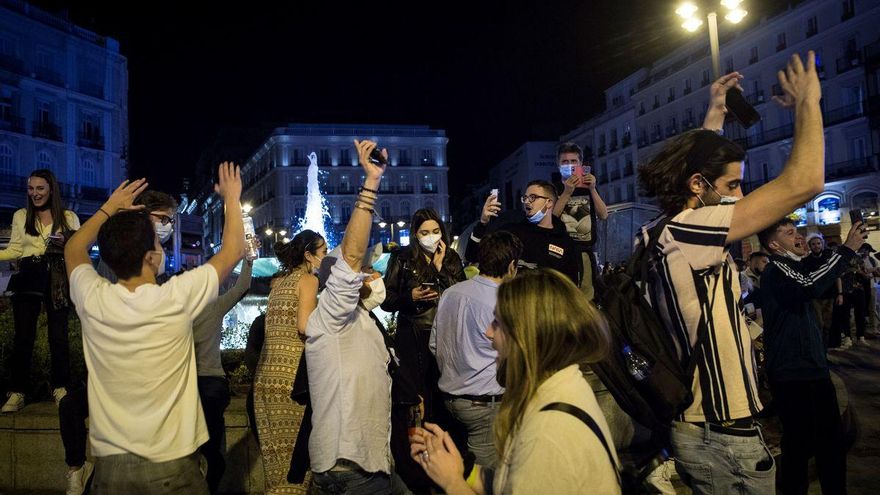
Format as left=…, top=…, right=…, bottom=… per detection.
left=540, top=402, right=621, bottom=487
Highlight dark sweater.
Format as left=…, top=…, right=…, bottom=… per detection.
left=465, top=218, right=582, bottom=285
left=760, top=246, right=856, bottom=382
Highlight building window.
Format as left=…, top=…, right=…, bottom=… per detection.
left=399, top=174, right=410, bottom=192
left=851, top=137, right=867, bottom=160
left=341, top=201, right=352, bottom=222
left=725, top=56, right=734, bottom=73
left=399, top=148, right=410, bottom=165
left=340, top=148, right=350, bottom=166
left=38, top=101, right=51, bottom=124
left=294, top=201, right=306, bottom=220
left=806, top=16, right=818, bottom=37
left=82, top=158, right=96, bottom=186
left=653, top=94, right=660, bottom=109
left=668, top=87, right=675, bottom=102
left=400, top=200, right=411, bottom=219
left=292, top=148, right=302, bottom=165
left=701, top=69, right=710, bottom=86
left=340, top=174, right=350, bottom=192
left=380, top=201, right=392, bottom=219
left=423, top=174, right=435, bottom=192
left=684, top=78, right=692, bottom=94
left=0, top=144, right=13, bottom=174
left=421, top=149, right=434, bottom=165
left=842, top=0, right=855, bottom=20
left=776, top=33, right=787, bottom=52
left=37, top=150, right=53, bottom=169
left=319, top=149, right=329, bottom=165
left=749, top=47, right=758, bottom=64
left=424, top=199, right=435, bottom=211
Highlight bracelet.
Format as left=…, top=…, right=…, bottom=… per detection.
left=358, top=192, right=378, bottom=201
left=97, top=208, right=111, bottom=219
left=356, top=197, right=376, bottom=206
left=354, top=202, right=374, bottom=214
left=360, top=185, right=379, bottom=194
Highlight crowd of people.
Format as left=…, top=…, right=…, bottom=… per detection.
left=0, top=49, right=878, bottom=495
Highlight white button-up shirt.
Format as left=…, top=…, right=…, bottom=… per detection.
left=306, top=257, right=392, bottom=474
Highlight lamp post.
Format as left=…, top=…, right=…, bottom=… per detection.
left=378, top=220, right=407, bottom=244
left=264, top=228, right=288, bottom=255
left=676, top=1, right=748, bottom=79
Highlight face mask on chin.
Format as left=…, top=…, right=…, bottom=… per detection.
left=779, top=248, right=804, bottom=262
left=698, top=176, right=740, bottom=207
left=527, top=204, right=548, bottom=224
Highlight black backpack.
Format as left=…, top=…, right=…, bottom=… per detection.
left=592, top=217, right=714, bottom=446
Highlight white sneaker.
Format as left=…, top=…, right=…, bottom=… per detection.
left=842, top=337, right=853, bottom=348
left=65, top=461, right=94, bottom=495
left=1, top=392, right=24, bottom=413
left=859, top=337, right=868, bottom=345
left=53, top=387, right=68, bottom=406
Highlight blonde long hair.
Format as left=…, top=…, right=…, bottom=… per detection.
left=493, top=269, right=610, bottom=455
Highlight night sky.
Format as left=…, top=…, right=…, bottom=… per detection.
left=32, top=0, right=794, bottom=198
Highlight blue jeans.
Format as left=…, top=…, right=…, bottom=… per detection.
left=671, top=421, right=775, bottom=495
left=313, top=468, right=412, bottom=495
left=445, top=398, right=500, bottom=468
left=92, top=451, right=209, bottom=495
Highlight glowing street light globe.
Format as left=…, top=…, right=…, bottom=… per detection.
left=720, top=0, right=743, bottom=9
left=396, top=220, right=406, bottom=228
left=682, top=17, right=704, bottom=32
left=725, top=8, right=748, bottom=23
left=675, top=2, right=699, bottom=19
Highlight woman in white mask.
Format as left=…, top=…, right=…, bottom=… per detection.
left=381, top=208, right=465, bottom=491
left=253, top=229, right=326, bottom=494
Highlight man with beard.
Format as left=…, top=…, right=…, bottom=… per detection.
left=757, top=218, right=866, bottom=494
left=802, top=233, right=843, bottom=348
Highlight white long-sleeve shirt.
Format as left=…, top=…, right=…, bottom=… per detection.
left=305, top=257, right=392, bottom=474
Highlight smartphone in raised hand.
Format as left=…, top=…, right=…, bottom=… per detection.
left=726, top=87, right=761, bottom=129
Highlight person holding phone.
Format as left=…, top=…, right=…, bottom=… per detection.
left=552, top=142, right=608, bottom=301
left=382, top=208, right=465, bottom=492
left=1, top=169, right=80, bottom=414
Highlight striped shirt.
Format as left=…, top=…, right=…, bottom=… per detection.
left=645, top=205, right=762, bottom=423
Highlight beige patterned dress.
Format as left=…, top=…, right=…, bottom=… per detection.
left=254, top=268, right=311, bottom=494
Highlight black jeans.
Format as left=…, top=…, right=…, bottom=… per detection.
left=836, top=291, right=867, bottom=339
left=59, top=382, right=89, bottom=467
left=10, top=292, right=70, bottom=392
left=770, top=377, right=847, bottom=495
left=198, top=376, right=230, bottom=494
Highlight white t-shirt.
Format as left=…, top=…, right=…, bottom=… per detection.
left=70, top=263, right=219, bottom=463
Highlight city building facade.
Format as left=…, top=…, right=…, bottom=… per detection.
left=564, top=0, right=879, bottom=261
left=200, top=123, right=450, bottom=251
left=0, top=0, right=128, bottom=224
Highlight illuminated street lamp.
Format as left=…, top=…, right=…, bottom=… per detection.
left=378, top=220, right=407, bottom=242
left=676, top=1, right=748, bottom=78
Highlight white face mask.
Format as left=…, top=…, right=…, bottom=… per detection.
left=559, top=165, right=576, bottom=180
left=527, top=206, right=548, bottom=224
left=155, top=222, right=174, bottom=244
left=418, top=233, right=442, bottom=253
left=779, top=248, right=803, bottom=262
left=361, top=277, right=386, bottom=311
left=699, top=176, right=741, bottom=207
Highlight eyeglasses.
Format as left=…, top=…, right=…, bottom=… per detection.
left=150, top=213, right=175, bottom=226
left=520, top=194, right=550, bottom=204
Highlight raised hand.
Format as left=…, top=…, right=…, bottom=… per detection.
left=709, top=72, right=743, bottom=113
left=354, top=140, right=387, bottom=181
left=562, top=175, right=579, bottom=195
left=213, top=161, right=242, bottom=201
left=774, top=51, right=821, bottom=109
left=103, top=178, right=148, bottom=214
left=844, top=221, right=867, bottom=251
left=480, top=193, right=501, bottom=225
left=580, top=173, right=597, bottom=190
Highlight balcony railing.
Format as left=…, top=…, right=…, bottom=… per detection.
left=683, top=86, right=692, bottom=95
left=289, top=187, right=306, bottom=195
left=665, top=125, right=678, bottom=136
left=776, top=42, right=786, bottom=53
left=0, top=54, right=25, bottom=74
left=0, top=115, right=25, bottom=134
left=34, top=66, right=63, bottom=86
left=421, top=187, right=437, bottom=194
left=827, top=157, right=878, bottom=181
left=32, top=121, right=62, bottom=141
left=806, top=27, right=818, bottom=38
left=397, top=186, right=414, bottom=194
left=637, top=136, right=648, bottom=148
left=78, top=81, right=104, bottom=99
left=651, top=133, right=663, bottom=144
left=824, top=102, right=864, bottom=126
left=609, top=141, right=618, bottom=152
left=610, top=170, right=621, bottom=181
left=78, top=132, right=104, bottom=150
left=597, top=145, right=607, bottom=157
left=836, top=53, right=862, bottom=75
left=731, top=103, right=864, bottom=150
